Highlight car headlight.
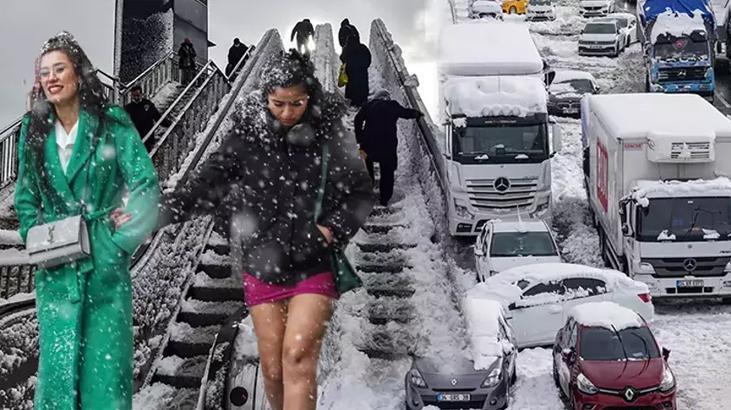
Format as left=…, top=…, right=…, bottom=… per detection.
left=577, top=373, right=598, bottom=395
left=454, top=198, right=474, bottom=219
left=659, top=365, right=675, bottom=392
left=724, top=261, right=731, bottom=272
left=409, top=368, right=427, bottom=388
left=481, top=365, right=502, bottom=388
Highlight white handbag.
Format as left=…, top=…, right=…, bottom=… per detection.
left=26, top=215, right=91, bottom=269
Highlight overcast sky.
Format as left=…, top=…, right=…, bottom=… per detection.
left=0, top=0, right=440, bottom=126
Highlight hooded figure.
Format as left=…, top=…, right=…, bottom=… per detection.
left=290, top=19, right=315, bottom=55
left=226, top=38, right=249, bottom=77
left=14, top=32, right=160, bottom=409
left=354, top=89, right=422, bottom=206
left=340, top=30, right=371, bottom=106
left=338, top=18, right=359, bottom=48
left=178, top=38, right=197, bottom=84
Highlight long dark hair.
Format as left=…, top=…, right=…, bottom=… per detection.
left=25, top=31, right=108, bottom=193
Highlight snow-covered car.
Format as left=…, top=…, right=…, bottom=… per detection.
left=578, top=20, right=626, bottom=57
left=474, top=219, right=561, bottom=281
left=547, top=70, right=599, bottom=117
left=553, top=302, right=677, bottom=409
left=468, top=263, right=655, bottom=348
left=526, top=0, right=556, bottom=21
left=405, top=299, right=517, bottom=409
left=469, top=0, right=505, bottom=20
left=579, top=0, right=614, bottom=17
left=604, top=13, right=639, bottom=47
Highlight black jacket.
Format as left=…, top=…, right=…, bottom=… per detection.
left=124, top=99, right=163, bottom=139
left=291, top=20, right=315, bottom=44
left=162, top=91, right=375, bottom=284
left=340, top=39, right=371, bottom=105
left=228, top=43, right=248, bottom=68
left=354, top=99, right=420, bottom=165
left=178, top=43, right=197, bottom=69
left=338, top=23, right=360, bottom=48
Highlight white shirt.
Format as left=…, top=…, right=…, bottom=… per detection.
left=54, top=119, right=79, bottom=175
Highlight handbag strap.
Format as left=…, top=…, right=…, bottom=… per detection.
left=314, top=142, right=329, bottom=223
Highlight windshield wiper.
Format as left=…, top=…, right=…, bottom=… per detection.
left=611, top=325, right=630, bottom=362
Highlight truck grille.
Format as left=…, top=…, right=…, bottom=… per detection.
left=466, top=177, right=538, bottom=210
left=670, top=142, right=711, bottom=160
left=643, top=256, right=730, bottom=278
left=657, top=67, right=707, bottom=83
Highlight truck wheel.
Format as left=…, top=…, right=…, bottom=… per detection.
left=598, top=228, right=609, bottom=266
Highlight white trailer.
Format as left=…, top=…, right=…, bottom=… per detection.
left=439, top=23, right=561, bottom=236
left=584, top=93, right=731, bottom=299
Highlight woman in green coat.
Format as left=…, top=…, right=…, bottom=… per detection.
left=14, top=32, right=160, bottom=409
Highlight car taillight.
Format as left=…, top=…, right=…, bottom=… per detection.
left=638, top=293, right=652, bottom=303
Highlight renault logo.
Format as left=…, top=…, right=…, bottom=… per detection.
left=623, top=387, right=637, bottom=402
left=494, top=177, right=511, bottom=193
left=451, top=378, right=458, bottom=386
left=683, top=258, right=698, bottom=272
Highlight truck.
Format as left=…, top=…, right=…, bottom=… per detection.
left=438, top=23, right=561, bottom=236
left=583, top=93, right=731, bottom=300
left=637, top=0, right=716, bottom=100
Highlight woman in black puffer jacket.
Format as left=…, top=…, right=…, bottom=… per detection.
left=161, top=50, right=374, bottom=410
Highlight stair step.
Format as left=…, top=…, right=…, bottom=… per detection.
left=357, top=326, right=416, bottom=356
left=362, top=224, right=406, bottom=234
left=177, top=311, right=230, bottom=328
left=165, top=340, right=213, bottom=358
left=153, top=355, right=208, bottom=388
left=357, top=263, right=408, bottom=274
left=199, top=263, right=232, bottom=279
left=355, top=243, right=416, bottom=253
left=367, top=303, right=415, bottom=325
left=170, top=322, right=219, bottom=345
left=366, top=287, right=415, bottom=298
left=188, top=286, right=242, bottom=303
left=151, top=373, right=202, bottom=389
left=206, top=243, right=230, bottom=255
left=369, top=206, right=403, bottom=217
left=358, top=349, right=410, bottom=361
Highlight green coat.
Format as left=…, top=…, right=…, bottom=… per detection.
left=14, top=106, right=160, bottom=410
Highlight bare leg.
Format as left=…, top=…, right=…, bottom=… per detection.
left=281, top=294, right=334, bottom=410
left=250, top=301, right=288, bottom=410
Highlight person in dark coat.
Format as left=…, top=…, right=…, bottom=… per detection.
left=291, top=19, right=315, bottom=56
left=354, top=89, right=422, bottom=206
left=340, top=30, right=371, bottom=107
left=338, top=18, right=359, bottom=48
left=124, top=85, right=170, bottom=150
left=159, top=50, right=374, bottom=410
left=226, top=38, right=249, bottom=77
left=178, top=38, right=197, bottom=85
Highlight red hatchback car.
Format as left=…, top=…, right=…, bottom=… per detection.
left=552, top=302, right=676, bottom=410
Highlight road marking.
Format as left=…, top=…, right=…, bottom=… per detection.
left=717, top=91, right=731, bottom=109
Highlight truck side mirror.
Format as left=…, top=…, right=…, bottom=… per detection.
left=562, top=347, right=576, bottom=364
left=662, top=347, right=671, bottom=361
left=545, top=70, right=556, bottom=85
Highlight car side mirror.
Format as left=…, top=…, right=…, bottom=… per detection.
left=621, top=223, right=632, bottom=237
left=562, top=347, right=577, bottom=364
left=508, top=302, right=517, bottom=310
left=545, top=70, right=556, bottom=85
left=474, top=245, right=485, bottom=257
left=662, top=347, right=671, bottom=361
left=501, top=339, right=515, bottom=355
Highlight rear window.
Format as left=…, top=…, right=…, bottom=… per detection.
left=584, top=23, right=616, bottom=34
left=580, top=327, right=660, bottom=361
left=490, top=232, right=557, bottom=257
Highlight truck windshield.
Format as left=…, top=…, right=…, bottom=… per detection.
left=490, top=232, right=557, bottom=257
left=637, top=197, right=731, bottom=242
left=453, top=123, right=549, bottom=164
left=654, top=38, right=708, bottom=61
left=584, top=23, right=616, bottom=34
left=580, top=327, right=660, bottom=361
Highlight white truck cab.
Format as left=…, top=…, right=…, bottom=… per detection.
left=584, top=93, right=731, bottom=299
left=439, top=23, right=561, bottom=236
left=474, top=219, right=562, bottom=281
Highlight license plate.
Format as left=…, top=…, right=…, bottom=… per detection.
left=437, top=393, right=471, bottom=402
left=677, top=280, right=703, bottom=288
left=563, top=108, right=579, bottom=114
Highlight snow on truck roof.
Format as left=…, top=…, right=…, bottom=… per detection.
left=439, top=23, right=543, bottom=76
left=650, top=9, right=708, bottom=44
left=632, top=177, right=731, bottom=203
left=569, top=302, right=645, bottom=330
left=443, top=76, right=547, bottom=117
left=588, top=93, right=731, bottom=140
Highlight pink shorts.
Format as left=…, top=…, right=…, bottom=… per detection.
left=243, top=271, right=339, bottom=307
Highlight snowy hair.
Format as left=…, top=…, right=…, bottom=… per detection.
left=25, top=32, right=109, bottom=194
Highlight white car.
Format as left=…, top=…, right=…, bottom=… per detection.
left=578, top=20, right=626, bottom=57
left=526, top=0, right=556, bottom=21
left=467, top=263, right=655, bottom=348
left=604, top=13, right=639, bottom=47
left=475, top=219, right=561, bottom=281
left=469, top=0, right=505, bottom=20
left=579, top=0, right=614, bottom=17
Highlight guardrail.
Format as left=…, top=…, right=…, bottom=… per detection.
left=313, top=23, right=340, bottom=94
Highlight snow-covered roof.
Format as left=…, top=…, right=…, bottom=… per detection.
left=552, top=70, right=596, bottom=84
left=472, top=0, right=503, bottom=13
left=632, top=177, right=731, bottom=204
left=650, top=9, right=708, bottom=44
left=588, top=94, right=731, bottom=140
left=491, top=219, right=551, bottom=233
left=467, top=263, right=649, bottom=305
left=464, top=297, right=505, bottom=368
left=443, top=76, right=548, bottom=117
left=605, top=12, right=637, bottom=21
left=439, top=23, right=543, bottom=76
left=569, top=301, right=645, bottom=330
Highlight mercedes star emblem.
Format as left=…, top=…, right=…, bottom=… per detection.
left=683, top=258, right=698, bottom=272
left=493, top=177, right=511, bottom=193
left=677, top=70, right=687, bottom=78
left=451, top=378, right=458, bottom=386
left=623, top=387, right=637, bottom=402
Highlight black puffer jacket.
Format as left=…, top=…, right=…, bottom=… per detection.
left=164, top=91, right=374, bottom=284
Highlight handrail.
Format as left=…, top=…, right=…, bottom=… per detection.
left=448, top=0, right=459, bottom=24
left=225, top=46, right=254, bottom=82
left=124, top=51, right=176, bottom=90
left=313, top=24, right=340, bottom=94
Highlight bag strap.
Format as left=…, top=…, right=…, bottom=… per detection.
left=314, top=142, right=330, bottom=223
left=80, top=116, right=104, bottom=215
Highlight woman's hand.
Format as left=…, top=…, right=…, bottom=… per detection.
left=110, top=208, right=133, bottom=229
left=317, top=224, right=334, bottom=244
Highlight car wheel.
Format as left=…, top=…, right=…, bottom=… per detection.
left=510, top=6, right=517, bottom=13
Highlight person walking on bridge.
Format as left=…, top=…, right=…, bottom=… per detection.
left=291, top=19, right=315, bottom=56
left=354, top=89, right=423, bottom=206
left=226, top=38, right=249, bottom=77
left=124, top=85, right=170, bottom=150
left=340, top=30, right=371, bottom=106
left=338, top=18, right=360, bottom=48
left=159, top=49, right=374, bottom=410
left=178, top=38, right=197, bottom=85
left=14, top=31, right=160, bottom=410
